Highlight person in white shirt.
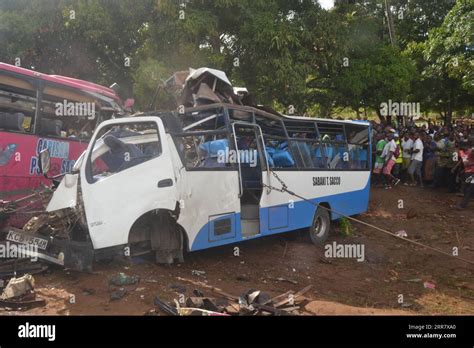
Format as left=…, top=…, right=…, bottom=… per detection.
left=401, top=132, right=413, bottom=182
left=407, top=132, right=424, bottom=187
left=381, top=133, right=400, bottom=189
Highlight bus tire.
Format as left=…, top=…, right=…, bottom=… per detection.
left=309, top=206, right=330, bottom=246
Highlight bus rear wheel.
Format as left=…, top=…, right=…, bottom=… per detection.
left=309, top=206, right=330, bottom=246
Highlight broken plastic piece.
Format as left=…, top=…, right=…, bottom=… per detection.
left=395, top=230, right=408, bottom=238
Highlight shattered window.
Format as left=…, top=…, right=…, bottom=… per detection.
left=177, top=132, right=232, bottom=169
left=89, top=121, right=161, bottom=181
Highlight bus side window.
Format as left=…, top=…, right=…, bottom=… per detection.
left=0, top=77, right=36, bottom=133
left=40, top=90, right=99, bottom=139
left=345, top=124, right=370, bottom=170
left=178, top=134, right=230, bottom=169
left=288, top=141, right=312, bottom=168
left=311, top=143, right=327, bottom=169
left=39, top=118, right=63, bottom=137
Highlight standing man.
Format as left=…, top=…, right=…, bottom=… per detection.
left=382, top=133, right=401, bottom=189
left=393, top=133, right=403, bottom=179
left=434, top=132, right=449, bottom=188
left=408, top=132, right=424, bottom=187
left=445, top=133, right=457, bottom=193
left=373, top=132, right=387, bottom=187
left=401, top=132, right=413, bottom=184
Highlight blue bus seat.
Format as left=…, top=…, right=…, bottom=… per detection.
left=273, top=149, right=295, bottom=167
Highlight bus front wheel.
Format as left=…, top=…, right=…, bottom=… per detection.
left=309, top=206, right=330, bottom=246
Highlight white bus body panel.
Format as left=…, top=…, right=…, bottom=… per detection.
left=80, top=117, right=178, bottom=250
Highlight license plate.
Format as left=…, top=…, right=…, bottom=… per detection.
left=6, top=230, right=48, bottom=250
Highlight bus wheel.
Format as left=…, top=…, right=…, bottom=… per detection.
left=309, top=206, right=330, bottom=246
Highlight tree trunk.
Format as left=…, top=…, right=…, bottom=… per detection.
left=385, top=0, right=398, bottom=47
left=376, top=108, right=386, bottom=124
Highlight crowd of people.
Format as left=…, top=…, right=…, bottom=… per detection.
left=370, top=119, right=474, bottom=210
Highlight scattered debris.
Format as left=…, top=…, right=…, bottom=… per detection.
left=110, top=288, right=127, bottom=301
left=155, top=281, right=313, bottom=316
left=154, top=297, right=178, bottom=315
left=1, top=274, right=35, bottom=299
left=0, top=274, right=45, bottom=310
left=109, top=272, right=139, bottom=286
left=176, top=277, right=238, bottom=301
left=0, top=294, right=46, bottom=310
left=395, top=230, right=408, bottom=238
left=191, top=270, right=206, bottom=277
left=144, top=278, right=158, bottom=283
left=423, top=281, right=436, bottom=290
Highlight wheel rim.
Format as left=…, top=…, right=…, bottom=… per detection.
left=313, top=216, right=326, bottom=238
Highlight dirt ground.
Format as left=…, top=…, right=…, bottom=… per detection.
left=1, top=185, right=473, bottom=316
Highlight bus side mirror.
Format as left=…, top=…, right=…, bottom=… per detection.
left=38, top=148, right=51, bottom=177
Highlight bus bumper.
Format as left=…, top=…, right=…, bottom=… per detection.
left=0, top=227, right=94, bottom=272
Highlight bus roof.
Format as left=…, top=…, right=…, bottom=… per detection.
left=0, top=62, right=121, bottom=104
left=182, top=103, right=370, bottom=126
left=282, top=114, right=370, bottom=125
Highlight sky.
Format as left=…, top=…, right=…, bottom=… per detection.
left=319, top=0, right=334, bottom=10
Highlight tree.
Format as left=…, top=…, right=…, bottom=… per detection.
left=405, top=0, right=473, bottom=125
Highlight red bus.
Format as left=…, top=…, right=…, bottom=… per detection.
left=0, top=62, right=126, bottom=228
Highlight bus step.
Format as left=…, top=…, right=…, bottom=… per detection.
left=241, top=219, right=260, bottom=238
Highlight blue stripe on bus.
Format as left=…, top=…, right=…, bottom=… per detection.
left=190, top=178, right=370, bottom=251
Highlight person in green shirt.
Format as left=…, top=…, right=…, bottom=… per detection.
left=372, top=132, right=387, bottom=187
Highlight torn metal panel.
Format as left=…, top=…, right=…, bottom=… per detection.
left=185, top=67, right=232, bottom=87
left=46, top=174, right=78, bottom=212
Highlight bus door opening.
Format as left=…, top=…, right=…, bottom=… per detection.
left=232, top=123, right=268, bottom=238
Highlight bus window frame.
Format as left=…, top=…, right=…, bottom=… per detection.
left=36, top=80, right=103, bottom=141
left=0, top=70, right=39, bottom=134
left=172, top=129, right=237, bottom=172
left=0, top=69, right=105, bottom=141
left=171, top=104, right=371, bottom=172
left=85, top=120, right=163, bottom=184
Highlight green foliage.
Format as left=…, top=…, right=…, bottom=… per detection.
left=403, top=0, right=473, bottom=123
left=339, top=217, right=354, bottom=237
left=0, top=0, right=469, bottom=121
